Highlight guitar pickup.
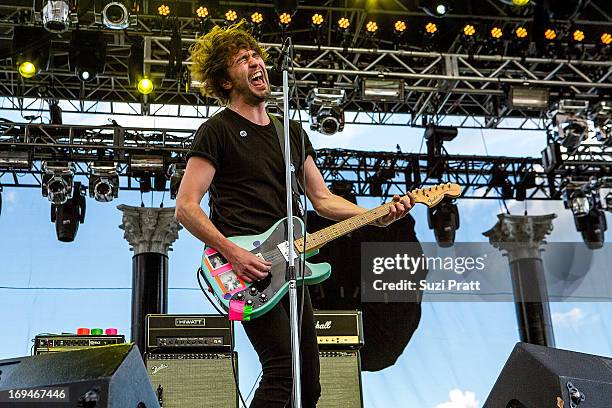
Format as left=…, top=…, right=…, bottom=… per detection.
left=277, top=242, right=299, bottom=262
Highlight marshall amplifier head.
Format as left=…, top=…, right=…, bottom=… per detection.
left=146, top=314, right=233, bottom=352
left=314, top=310, right=364, bottom=349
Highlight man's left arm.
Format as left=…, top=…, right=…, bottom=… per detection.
left=302, top=156, right=414, bottom=226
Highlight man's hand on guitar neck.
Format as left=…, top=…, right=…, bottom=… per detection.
left=224, top=244, right=272, bottom=283
left=373, top=193, right=415, bottom=227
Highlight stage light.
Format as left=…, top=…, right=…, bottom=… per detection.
left=421, top=0, right=450, bottom=17
left=312, top=13, right=324, bottom=26
left=196, top=6, right=209, bottom=19
left=425, top=126, right=457, bottom=179
left=338, top=17, right=350, bottom=30
left=225, top=9, right=237, bottom=22
left=552, top=99, right=589, bottom=149
left=394, top=20, right=407, bottom=34
left=41, top=0, right=72, bottom=33
left=51, top=181, right=86, bottom=243
left=428, top=198, right=459, bottom=247
left=70, top=30, right=106, bottom=82
left=564, top=181, right=607, bottom=249
left=330, top=180, right=356, bottom=204
left=101, top=2, right=133, bottom=29
left=42, top=161, right=75, bottom=205
left=279, top=12, right=292, bottom=26
left=508, top=87, right=549, bottom=109
left=168, top=163, right=186, bottom=199
left=18, top=61, right=37, bottom=78
left=366, top=21, right=378, bottom=34
left=544, top=28, right=557, bottom=41
left=512, top=0, right=530, bottom=5
left=157, top=3, right=170, bottom=17
left=307, top=88, right=346, bottom=136
left=463, top=24, right=476, bottom=37
left=138, top=78, right=154, bottom=95
left=572, top=29, right=585, bottom=42
left=251, top=11, right=263, bottom=24
left=89, top=162, right=119, bottom=202
left=491, top=26, right=503, bottom=39
left=602, top=33, right=612, bottom=45
left=592, top=101, right=612, bottom=145
left=515, top=26, right=528, bottom=39
left=0, top=150, right=31, bottom=170
left=361, top=78, right=404, bottom=102
left=425, top=22, right=438, bottom=35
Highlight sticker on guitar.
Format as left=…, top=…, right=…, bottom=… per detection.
left=204, top=248, right=247, bottom=296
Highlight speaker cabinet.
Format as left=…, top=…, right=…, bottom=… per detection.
left=0, top=343, right=159, bottom=408
left=318, top=350, right=363, bottom=408
left=484, top=342, right=612, bottom=408
left=146, top=352, right=238, bottom=408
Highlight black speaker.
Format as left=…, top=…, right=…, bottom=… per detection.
left=484, top=342, right=612, bottom=408
left=0, top=343, right=159, bottom=408
left=145, top=352, right=238, bottom=408
left=318, top=350, right=363, bottom=408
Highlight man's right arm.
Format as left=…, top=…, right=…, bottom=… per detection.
left=175, top=156, right=270, bottom=282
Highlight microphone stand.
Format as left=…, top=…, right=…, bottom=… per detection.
left=279, top=37, right=302, bottom=408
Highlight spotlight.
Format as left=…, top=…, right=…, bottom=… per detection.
left=489, top=166, right=513, bottom=199
left=601, top=33, right=612, bottom=46
left=366, top=21, right=378, bottom=35
left=515, top=26, right=528, bottom=39
left=508, top=87, right=549, bottom=110
left=575, top=209, right=607, bottom=249
left=338, top=17, right=350, bottom=30
left=544, top=28, right=557, bottom=41
left=428, top=198, right=459, bottom=247
left=564, top=181, right=607, bottom=249
left=307, top=88, right=346, bottom=136
left=69, top=30, right=106, bottom=82
left=420, top=0, right=450, bottom=17
left=196, top=6, right=209, bottom=19
left=552, top=99, right=589, bottom=149
left=100, top=1, right=136, bottom=30
left=274, top=0, right=297, bottom=27
left=312, top=13, right=324, bottom=27
left=394, top=20, right=407, bottom=35
left=499, top=0, right=530, bottom=6
left=362, top=78, right=404, bottom=102
left=89, top=162, right=119, bottom=202
left=51, top=181, right=86, bottom=243
left=572, top=29, right=585, bottom=42
left=592, top=101, right=612, bottom=145
left=138, top=77, right=154, bottom=95
left=425, top=22, right=438, bottom=35
left=463, top=24, right=476, bottom=37
left=490, top=26, right=503, bottom=39
left=42, top=161, right=75, bottom=205
left=425, top=125, right=457, bottom=179
left=13, top=26, right=50, bottom=79
left=41, top=0, right=75, bottom=33
left=157, top=3, right=170, bottom=17
left=0, top=150, right=31, bottom=170
left=251, top=11, right=263, bottom=25
left=168, top=163, right=186, bottom=199
left=225, top=9, right=238, bottom=23
left=279, top=12, right=292, bottom=27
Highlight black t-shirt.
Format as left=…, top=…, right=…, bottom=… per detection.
left=187, top=108, right=316, bottom=237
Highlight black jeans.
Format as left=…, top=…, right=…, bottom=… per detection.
left=242, top=286, right=321, bottom=408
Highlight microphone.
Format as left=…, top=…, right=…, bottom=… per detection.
left=274, top=37, right=292, bottom=73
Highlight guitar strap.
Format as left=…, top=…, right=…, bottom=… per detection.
left=268, top=113, right=305, bottom=216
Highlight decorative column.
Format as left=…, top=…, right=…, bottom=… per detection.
left=118, top=205, right=182, bottom=356
left=483, top=213, right=557, bottom=347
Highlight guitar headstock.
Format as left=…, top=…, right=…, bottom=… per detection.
left=411, top=183, right=462, bottom=208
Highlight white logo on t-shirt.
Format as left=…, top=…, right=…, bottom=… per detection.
left=239, top=130, right=247, bottom=138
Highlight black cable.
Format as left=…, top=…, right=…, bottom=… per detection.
left=196, top=267, right=225, bottom=315
left=229, top=321, right=249, bottom=408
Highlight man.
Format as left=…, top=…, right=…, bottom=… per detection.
left=175, top=21, right=414, bottom=408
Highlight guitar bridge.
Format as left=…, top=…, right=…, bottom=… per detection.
left=277, top=242, right=299, bottom=262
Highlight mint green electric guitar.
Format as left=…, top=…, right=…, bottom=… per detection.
left=200, top=183, right=461, bottom=321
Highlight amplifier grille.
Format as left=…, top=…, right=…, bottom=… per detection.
left=318, top=351, right=363, bottom=408
left=146, top=353, right=238, bottom=408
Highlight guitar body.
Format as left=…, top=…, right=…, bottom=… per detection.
left=200, top=217, right=331, bottom=321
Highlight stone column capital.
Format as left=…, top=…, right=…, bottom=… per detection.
left=483, top=213, right=556, bottom=263
left=118, top=205, right=182, bottom=256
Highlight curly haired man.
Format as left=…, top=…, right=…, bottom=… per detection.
left=175, top=20, right=413, bottom=407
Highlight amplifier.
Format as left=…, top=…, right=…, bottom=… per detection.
left=34, top=334, right=125, bottom=355
left=313, top=310, right=364, bottom=349
left=146, top=314, right=232, bottom=352
left=318, top=350, right=363, bottom=408
left=146, top=352, right=238, bottom=408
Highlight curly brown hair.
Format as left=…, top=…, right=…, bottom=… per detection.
left=189, top=20, right=269, bottom=105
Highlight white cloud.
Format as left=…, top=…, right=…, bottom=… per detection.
left=4, top=191, right=17, bottom=204
left=435, top=389, right=479, bottom=408
left=552, top=307, right=587, bottom=329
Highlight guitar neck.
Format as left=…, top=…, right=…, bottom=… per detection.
left=294, top=194, right=410, bottom=253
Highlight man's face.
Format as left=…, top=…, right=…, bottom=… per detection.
left=224, top=48, right=270, bottom=104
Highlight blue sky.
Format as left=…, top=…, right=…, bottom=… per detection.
left=1, top=106, right=611, bottom=408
